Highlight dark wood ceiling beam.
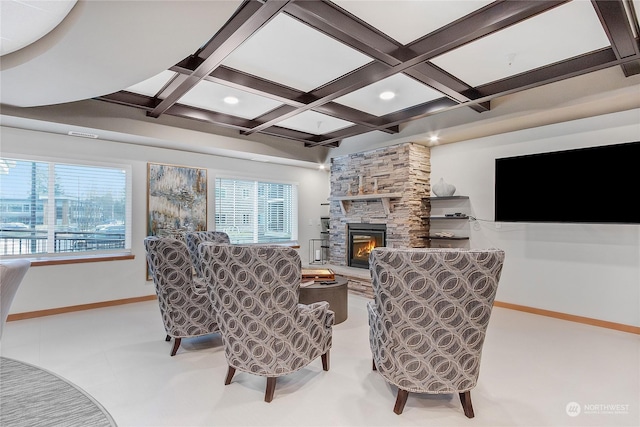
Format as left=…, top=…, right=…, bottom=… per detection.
left=284, top=0, right=404, bottom=66
left=95, top=91, right=160, bottom=110
left=312, top=102, right=399, bottom=134
left=171, top=61, right=400, bottom=135
left=303, top=98, right=461, bottom=147
left=249, top=103, right=398, bottom=138
left=404, top=63, right=490, bottom=113
left=243, top=0, right=569, bottom=136
left=352, top=48, right=629, bottom=137
left=310, top=47, right=630, bottom=146
left=195, top=1, right=263, bottom=60
left=591, top=0, right=640, bottom=76
left=170, top=64, right=310, bottom=107
left=299, top=126, right=370, bottom=148
left=165, top=104, right=258, bottom=131
left=155, top=73, right=190, bottom=99
left=259, top=126, right=332, bottom=144
left=475, top=48, right=622, bottom=100
left=252, top=105, right=299, bottom=124
left=303, top=123, right=400, bottom=148
left=406, top=1, right=568, bottom=62
left=370, top=98, right=461, bottom=129
left=243, top=61, right=397, bottom=135
left=102, top=46, right=628, bottom=147
left=148, top=0, right=290, bottom=118
left=208, top=66, right=310, bottom=106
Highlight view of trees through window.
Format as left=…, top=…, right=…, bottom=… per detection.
left=215, top=177, right=297, bottom=244
left=0, top=158, right=129, bottom=256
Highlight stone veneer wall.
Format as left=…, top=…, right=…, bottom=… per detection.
left=329, top=142, right=431, bottom=266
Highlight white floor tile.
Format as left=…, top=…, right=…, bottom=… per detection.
left=1, top=294, right=638, bottom=426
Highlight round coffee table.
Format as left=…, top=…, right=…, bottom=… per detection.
left=299, top=275, right=348, bottom=325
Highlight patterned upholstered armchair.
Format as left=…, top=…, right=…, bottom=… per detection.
left=184, top=231, right=230, bottom=279
left=144, top=236, right=219, bottom=356
left=367, top=247, right=505, bottom=418
left=199, top=243, right=334, bottom=402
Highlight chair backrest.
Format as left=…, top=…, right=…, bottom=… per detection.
left=198, top=243, right=302, bottom=371
left=0, top=259, right=31, bottom=339
left=144, top=235, right=219, bottom=342
left=200, top=243, right=301, bottom=320
left=369, top=247, right=505, bottom=393
left=144, top=236, right=198, bottom=319
left=184, top=231, right=230, bottom=277
left=144, top=236, right=193, bottom=288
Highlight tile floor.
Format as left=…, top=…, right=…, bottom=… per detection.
left=1, top=294, right=638, bottom=427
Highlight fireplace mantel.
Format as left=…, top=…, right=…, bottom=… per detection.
left=330, top=193, right=403, bottom=215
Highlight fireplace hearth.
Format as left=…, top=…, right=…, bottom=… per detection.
left=347, top=223, right=386, bottom=269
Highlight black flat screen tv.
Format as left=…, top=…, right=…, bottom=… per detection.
left=494, top=141, right=640, bottom=224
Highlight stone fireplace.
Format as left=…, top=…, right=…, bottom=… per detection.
left=328, top=142, right=431, bottom=268
left=347, top=223, right=386, bottom=268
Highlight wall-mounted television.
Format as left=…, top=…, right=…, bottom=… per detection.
left=494, top=141, right=640, bottom=224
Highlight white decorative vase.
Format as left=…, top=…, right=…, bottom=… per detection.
left=432, top=178, right=456, bottom=197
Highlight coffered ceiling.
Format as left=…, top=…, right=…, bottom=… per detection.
left=2, top=0, right=639, bottom=153
left=95, top=0, right=640, bottom=148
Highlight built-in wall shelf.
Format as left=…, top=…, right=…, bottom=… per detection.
left=424, top=195, right=471, bottom=248
left=428, top=235, right=470, bottom=241
left=331, top=193, right=403, bottom=215
left=422, top=196, right=469, bottom=201
left=423, top=215, right=469, bottom=220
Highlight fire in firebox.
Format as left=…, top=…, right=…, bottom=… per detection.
left=354, top=237, right=378, bottom=259
left=347, top=223, right=386, bottom=268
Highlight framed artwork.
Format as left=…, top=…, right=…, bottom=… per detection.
left=147, top=163, right=207, bottom=278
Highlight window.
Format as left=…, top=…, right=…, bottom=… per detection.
left=215, top=177, right=297, bottom=244
left=0, top=157, right=131, bottom=257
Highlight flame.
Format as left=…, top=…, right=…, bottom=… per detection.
left=356, top=240, right=377, bottom=258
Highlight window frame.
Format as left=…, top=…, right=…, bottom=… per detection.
left=0, top=153, right=133, bottom=262
left=214, top=174, right=298, bottom=245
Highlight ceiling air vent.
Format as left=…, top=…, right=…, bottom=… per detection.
left=68, top=131, right=98, bottom=139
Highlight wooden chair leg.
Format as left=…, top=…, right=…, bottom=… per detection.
left=321, top=351, right=330, bottom=371
left=459, top=391, right=475, bottom=418
left=170, top=338, right=181, bottom=356
left=394, top=389, right=409, bottom=415
left=265, top=377, right=277, bottom=402
left=372, top=359, right=377, bottom=371
left=224, top=366, right=236, bottom=385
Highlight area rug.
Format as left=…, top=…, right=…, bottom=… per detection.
left=0, top=356, right=117, bottom=427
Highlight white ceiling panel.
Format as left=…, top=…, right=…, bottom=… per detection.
left=221, top=13, right=372, bottom=92
left=332, top=0, right=492, bottom=45
left=178, top=80, right=283, bottom=120
left=0, top=0, right=77, bottom=55
left=334, top=73, right=444, bottom=116
left=430, top=1, right=612, bottom=87
left=126, top=70, right=176, bottom=97
left=277, top=110, right=353, bottom=135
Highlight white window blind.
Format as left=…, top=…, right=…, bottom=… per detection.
left=215, top=177, right=297, bottom=244
left=0, top=157, right=131, bottom=257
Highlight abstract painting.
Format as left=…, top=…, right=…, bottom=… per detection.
left=147, top=162, right=207, bottom=238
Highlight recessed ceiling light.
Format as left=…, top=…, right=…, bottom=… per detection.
left=429, top=135, right=439, bottom=143
left=223, top=96, right=239, bottom=105
left=379, top=91, right=395, bottom=100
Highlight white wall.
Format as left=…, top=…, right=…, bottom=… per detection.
left=1, top=127, right=330, bottom=314
left=430, top=109, right=640, bottom=327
